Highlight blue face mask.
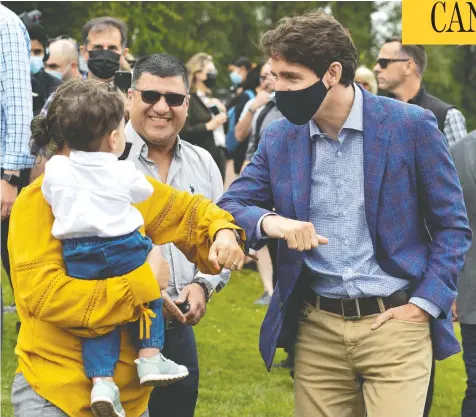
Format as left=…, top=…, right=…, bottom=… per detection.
left=229, top=70, right=243, bottom=85
left=46, top=70, right=63, bottom=80
left=30, top=56, right=44, bottom=75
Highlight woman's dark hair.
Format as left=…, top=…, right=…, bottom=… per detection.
left=30, top=79, right=125, bottom=157
left=242, top=63, right=263, bottom=92
left=259, top=8, right=358, bottom=86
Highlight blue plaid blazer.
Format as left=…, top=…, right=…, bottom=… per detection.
left=218, top=86, right=471, bottom=369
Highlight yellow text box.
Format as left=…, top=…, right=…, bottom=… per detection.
left=402, top=0, right=476, bottom=44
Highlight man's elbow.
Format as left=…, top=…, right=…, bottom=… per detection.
left=216, top=195, right=241, bottom=214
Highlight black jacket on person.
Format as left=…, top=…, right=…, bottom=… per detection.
left=180, top=93, right=226, bottom=176
left=408, top=87, right=454, bottom=133
left=32, top=69, right=61, bottom=116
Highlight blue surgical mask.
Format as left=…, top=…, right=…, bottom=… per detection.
left=45, top=69, right=63, bottom=80
left=229, top=70, right=243, bottom=85
left=30, top=56, right=44, bottom=75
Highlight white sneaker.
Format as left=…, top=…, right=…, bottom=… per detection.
left=135, top=353, right=189, bottom=387
left=90, top=379, right=126, bottom=417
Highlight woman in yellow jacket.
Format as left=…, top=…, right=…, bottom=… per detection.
left=8, top=86, right=246, bottom=416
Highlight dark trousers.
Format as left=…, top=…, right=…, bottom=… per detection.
left=1, top=216, right=11, bottom=283
left=461, top=323, right=476, bottom=417
left=148, top=324, right=199, bottom=417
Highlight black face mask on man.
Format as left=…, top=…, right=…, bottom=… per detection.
left=204, top=72, right=217, bottom=89
left=275, top=79, right=331, bottom=125
left=87, top=49, right=121, bottom=80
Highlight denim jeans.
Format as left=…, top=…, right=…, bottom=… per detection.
left=461, top=323, right=476, bottom=417
left=11, top=373, right=150, bottom=417
left=63, top=231, right=165, bottom=378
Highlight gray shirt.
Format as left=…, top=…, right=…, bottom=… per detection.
left=245, top=94, right=283, bottom=161
left=125, top=122, right=230, bottom=300
left=450, top=131, right=476, bottom=324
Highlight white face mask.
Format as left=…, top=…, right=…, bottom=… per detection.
left=45, top=62, right=73, bottom=81
left=30, top=55, right=44, bottom=74
left=45, top=69, right=62, bottom=80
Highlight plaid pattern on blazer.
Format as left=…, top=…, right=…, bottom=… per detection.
left=218, top=86, right=472, bottom=369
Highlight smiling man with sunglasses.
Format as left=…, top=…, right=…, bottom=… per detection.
left=125, top=53, right=231, bottom=417
left=374, top=38, right=467, bottom=147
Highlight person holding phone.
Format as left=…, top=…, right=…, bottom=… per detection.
left=180, top=53, right=227, bottom=178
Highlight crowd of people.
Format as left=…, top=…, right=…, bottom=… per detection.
left=1, top=3, right=476, bottom=417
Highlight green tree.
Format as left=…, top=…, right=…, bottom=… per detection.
left=5, top=1, right=474, bottom=131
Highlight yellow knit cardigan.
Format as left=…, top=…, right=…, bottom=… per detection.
left=8, top=175, right=244, bottom=417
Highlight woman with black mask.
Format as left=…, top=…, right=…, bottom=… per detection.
left=181, top=53, right=228, bottom=178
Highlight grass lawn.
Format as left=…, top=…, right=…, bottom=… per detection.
left=1, top=268, right=467, bottom=416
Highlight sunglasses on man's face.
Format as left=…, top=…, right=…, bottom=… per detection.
left=376, top=58, right=410, bottom=69
left=134, top=89, right=188, bottom=107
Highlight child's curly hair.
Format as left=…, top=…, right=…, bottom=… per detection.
left=31, top=79, right=125, bottom=158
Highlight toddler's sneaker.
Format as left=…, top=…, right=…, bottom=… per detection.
left=90, top=379, right=125, bottom=417
left=134, top=353, right=189, bottom=386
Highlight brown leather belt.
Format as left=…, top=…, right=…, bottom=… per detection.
left=303, top=290, right=409, bottom=320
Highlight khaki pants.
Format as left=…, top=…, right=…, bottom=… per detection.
left=294, top=300, right=432, bottom=417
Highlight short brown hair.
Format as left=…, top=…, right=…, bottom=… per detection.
left=384, top=37, right=427, bottom=75
left=31, top=79, right=125, bottom=157
left=259, top=9, right=358, bottom=86
left=82, top=16, right=128, bottom=49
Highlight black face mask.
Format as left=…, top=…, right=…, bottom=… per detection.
left=275, top=79, right=331, bottom=125
left=87, top=49, right=121, bottom=80
left=204, top=72, right=217, bottom=89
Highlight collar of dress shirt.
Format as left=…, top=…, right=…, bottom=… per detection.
left=124, top=121, right=183, bottom=164
left=309, top=83, right=364, bottom=141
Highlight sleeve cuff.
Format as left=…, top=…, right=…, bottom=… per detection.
left=127, top=262, right=161, bottom=306
left=409, top=297, right=442, bottom=319
left=208, top=219, right=246, bottom=246
left=194, top=269, right=231, bottom=292
left=255, top=213, right=277, bottom=241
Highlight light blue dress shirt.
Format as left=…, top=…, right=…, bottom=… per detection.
left=258, top=85, right=440, bottom=317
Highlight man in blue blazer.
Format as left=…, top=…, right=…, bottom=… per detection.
left=218, top=9, right=471, bottom=417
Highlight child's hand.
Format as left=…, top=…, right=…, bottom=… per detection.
left=162, top=291, right=186, bottom=323
left=147, top=246, right=170, bottom=290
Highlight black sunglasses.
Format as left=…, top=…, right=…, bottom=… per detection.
left=377, top=58, right=410, bottom=69
left=133, top=89, right=188, bottom=107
